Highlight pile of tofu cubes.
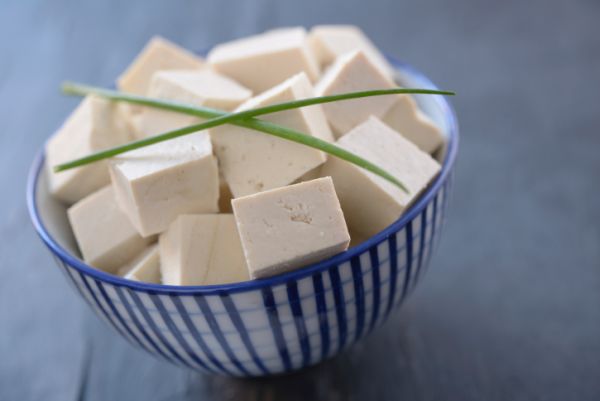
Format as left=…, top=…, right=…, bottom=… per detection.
left=46, top=26, right=443, bottom=286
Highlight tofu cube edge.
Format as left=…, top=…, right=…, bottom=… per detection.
left=46, top=96, right=133, bottom=204
left=208, top=27, right=320, bottom=93
left=308, top=24, right=394, bottom=78
left=212, top=72, right=331, bottom=198
left=315, top=50, right=397, bottom=136
left=117, top=36, right=204, bottom=96
left=67, top=186, right=152, bottom=273
left=118, top=244, right=161, bottom=284
left=109, top=133, right=219, bottom=237
left=322, top=116, right=441, bottom=238
left=137, top=69, right=252, bottom=139
left=159, top=214, right=249, bottom=286
left=232, top=176, right=350, bottom=278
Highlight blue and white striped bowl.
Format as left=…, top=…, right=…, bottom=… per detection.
left=27, top=59, right=458, bottom=377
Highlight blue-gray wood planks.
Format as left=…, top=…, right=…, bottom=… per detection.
left=1, top=0, right=599, bottom=399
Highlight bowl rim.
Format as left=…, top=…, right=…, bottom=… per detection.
left=26, top=57, right=459, bottom=295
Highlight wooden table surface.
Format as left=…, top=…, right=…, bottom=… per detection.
left=1, top=0, right=599, bottom=399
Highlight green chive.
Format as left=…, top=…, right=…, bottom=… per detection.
left=61, top=82, right=454, bottom=122
left=56, top=82, right=455, bottom=193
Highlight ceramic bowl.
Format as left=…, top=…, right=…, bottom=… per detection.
left=27, top=58, right=458, bottom=377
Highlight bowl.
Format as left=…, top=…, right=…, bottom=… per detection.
left=27, top=57, right=458, bottom=377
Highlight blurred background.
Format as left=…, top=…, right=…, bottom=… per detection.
left=1, top=0, right=599, bottom=400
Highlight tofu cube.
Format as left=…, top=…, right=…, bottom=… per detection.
left=159, top=214, right=249, bottom=286
left=109, top=133, right=219, bottom=237
left=315, top=50, right=397, bottom=137
left=137, top=69, right=252, bottom=138
left=117, top=36, right=204, bottom=97
left=46, top=96, right=133, bottom=204
left=118, top=244, right=161, bottom=283
left=382, top=95, right=445, bottom=154
left=212, top=72, right=331, bottom=198
left=308, top=25, right=393, bottom=78
left=232, top=177, right=350, bottom=279
left=208, top=27, right=320, bottom=93
left=68, top=186, right=152, bottom=273
left=322, top=116, right=441, bottom=238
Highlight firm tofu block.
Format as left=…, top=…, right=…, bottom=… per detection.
left=159, top=214, right=249, bottom=286
left=308, top=25, right=393, bottom=78
left=212, top=73, right=331, bottom=198
left=382, top=95, right=445, bottom=154
left=118, top=244, right=161, bottom=283
left=322, top=116, right=441, bottom=238
left=46, top=96, right=133, bottom=204
left=117, top=36, right=204, bottom=97
left=68, top=186, right=152, bottom=273
left=109, top=133, right=219, bottom=237
left=232, top=177, right=350, bottom=279
left=207, top=27, right=320, bottom=93
left=315, top=50, right=397, bottom=137
left=138, top=69, right=252, bottom=138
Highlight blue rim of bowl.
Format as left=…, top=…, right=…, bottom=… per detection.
left=26, top=57, right=459, bottom=296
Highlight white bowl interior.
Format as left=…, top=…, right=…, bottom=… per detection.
left=36, top=65, right=452, bottom=264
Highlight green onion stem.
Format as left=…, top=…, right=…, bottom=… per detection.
left=56, top=82, right=455, bottom=193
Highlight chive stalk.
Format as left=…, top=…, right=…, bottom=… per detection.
left=56, top=82, right=455, bottom=194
